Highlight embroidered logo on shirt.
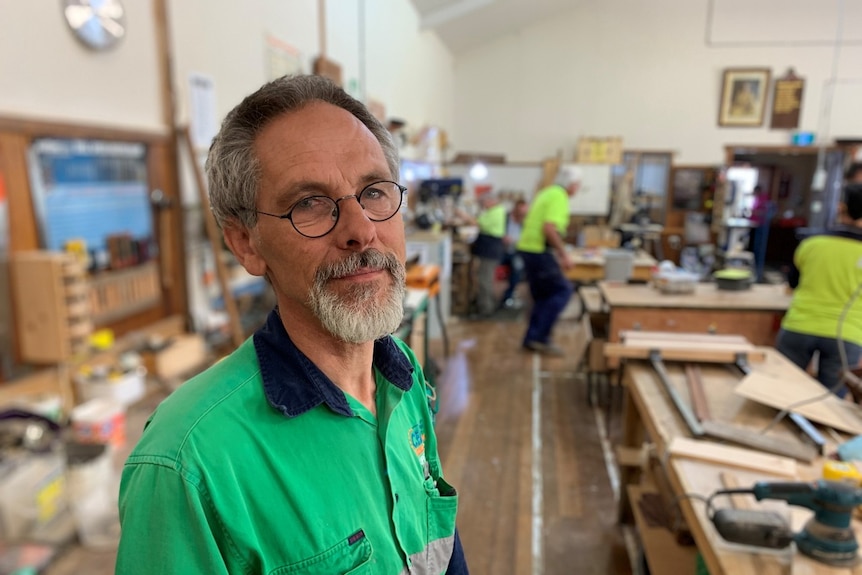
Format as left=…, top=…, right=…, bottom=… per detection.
left=408, top=422, right=425, bottom=457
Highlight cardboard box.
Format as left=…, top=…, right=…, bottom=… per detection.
left=581, top=225, right=620, bottom=248
left=142, top=333, right=207, bottom=381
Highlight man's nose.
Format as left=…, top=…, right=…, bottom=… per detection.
left=332, top=195, right=375, bottom=249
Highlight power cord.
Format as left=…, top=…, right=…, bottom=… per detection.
left=703, top=488, right=754, bottom=520
left=673, top=489, right=753, bottom=524
left=761, top=280, right=862, bottom=434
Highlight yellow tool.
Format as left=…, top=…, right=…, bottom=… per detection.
left=823, top=460, right=862, bottom=485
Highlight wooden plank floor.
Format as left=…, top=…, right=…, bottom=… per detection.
left=43, top=297, right=631, bottom=575
left=433, top=301, right=632, bottom=575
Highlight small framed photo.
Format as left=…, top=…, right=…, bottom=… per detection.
left=718, top=68, right=771, bottom=127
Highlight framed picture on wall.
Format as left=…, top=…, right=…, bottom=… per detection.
left=718, top=68, right=771, bottom=127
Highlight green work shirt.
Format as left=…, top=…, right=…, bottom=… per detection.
left=476, top=203, right=506, bottom=238
left=782, top=230, right=862, bottom=345
left=516, top=184, right=570, bottom=253
left=116, top=311, right=458, bottom=574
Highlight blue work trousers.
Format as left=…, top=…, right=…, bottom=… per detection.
left=500, top=251, right=523, bottom=303
left=519, top=251, right=573, bottom=346
left=776, top=328, right=862, bottom=398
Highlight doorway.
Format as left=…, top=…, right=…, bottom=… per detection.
left=724, top=145, right=845, bottom=280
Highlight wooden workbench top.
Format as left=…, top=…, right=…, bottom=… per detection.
left=623, top=350, right=862, bottom=574
left=566, top=247, right=657, bottom=268
left=599, top=281, right=792, bottom=311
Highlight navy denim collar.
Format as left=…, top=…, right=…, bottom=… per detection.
left=253, top=309, right=414, bottom=418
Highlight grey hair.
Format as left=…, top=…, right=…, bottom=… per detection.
left=556, top=165, right=583, bottom=187
left=205, top=74, right=400, bottom=229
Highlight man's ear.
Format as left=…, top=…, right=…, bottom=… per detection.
left=223, top=222, right=267, bottom=277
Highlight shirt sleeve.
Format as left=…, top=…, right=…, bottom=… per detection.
left=543, top=189, right=570, bottom=235
left=116, top=461, right=236, bottom=575
left=793, top=239, right=810, bottom=272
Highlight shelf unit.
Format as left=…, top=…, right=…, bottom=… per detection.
left=11, top=251, right=92, bottom=364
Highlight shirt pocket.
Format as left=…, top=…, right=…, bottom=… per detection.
left=269, top=530, right=373, bottom=575
left=424, top=477, right=458, bottom=574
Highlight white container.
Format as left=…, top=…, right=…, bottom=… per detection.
left=653, top=270, right=700, bottom=295
left=66, top=443, right=120, bottom=549
left=70, top=398, right=126, bottom=448
left=604, top=249, right=635, bottom=282
left=75, top=366, right=146, bottom=407
left=0, top=453, right=67, bottom=540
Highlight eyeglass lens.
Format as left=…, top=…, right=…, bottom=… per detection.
left=291, top=181, right=403, bottom=237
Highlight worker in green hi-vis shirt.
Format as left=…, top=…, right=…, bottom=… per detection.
left=116, top=75, right=469, bottom=575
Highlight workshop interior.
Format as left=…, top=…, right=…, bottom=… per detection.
left=2, top=1, right=862, bottom=574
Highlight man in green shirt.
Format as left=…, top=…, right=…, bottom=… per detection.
left=116, top=75, right=468, bottom=574
left=516, top=167, right=580, bottom=356
left=777, top=183, right=862, bottom=397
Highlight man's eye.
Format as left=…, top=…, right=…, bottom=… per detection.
left=295, top=197, right=327, bottom=211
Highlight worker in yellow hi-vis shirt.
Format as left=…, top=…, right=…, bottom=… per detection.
left=516, top=166, right=580, bottom=356
left=778, top=182, right=862, bottom=398
left=471, top=192, right=507, bottom=317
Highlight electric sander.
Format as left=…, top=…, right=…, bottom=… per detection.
left=710, top=480, right=862, bottom=567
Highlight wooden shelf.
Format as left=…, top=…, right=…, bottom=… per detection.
left=11, top=251, right=92, bottom=364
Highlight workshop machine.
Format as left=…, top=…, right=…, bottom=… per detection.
left=711, top=480, right=862, bottom=567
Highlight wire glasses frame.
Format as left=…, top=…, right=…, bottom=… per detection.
left=256, top=180, right=407, bottom=238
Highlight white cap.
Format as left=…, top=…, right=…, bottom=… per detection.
left=557, top=165, right=583, bottom=186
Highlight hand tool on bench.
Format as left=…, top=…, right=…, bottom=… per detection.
left=734, top=353, right=826, bottom=456
left=649, top=351, right=818, bottom=462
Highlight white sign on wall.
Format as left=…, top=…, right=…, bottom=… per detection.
left=566, top=164, right=612, bottom=216
left=188, top=72, right=218, bottom=149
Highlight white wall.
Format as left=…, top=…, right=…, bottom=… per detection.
left=452, top=0, right=862, bottom=165
left=0, top=1, right=456, bottom=139
left=0, top=1, right=163, bottom=131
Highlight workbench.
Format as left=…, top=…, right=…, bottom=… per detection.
left=619, top=349, right=862, bottom=574
left=599, top=281, right=792, bottom=350
left=564, top=247, right=657, bottom=283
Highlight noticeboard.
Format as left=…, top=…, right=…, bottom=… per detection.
left=770, top=73, right=805, bottom=130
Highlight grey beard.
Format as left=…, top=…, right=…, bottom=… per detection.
left=308, top=249, right=406, bottom=344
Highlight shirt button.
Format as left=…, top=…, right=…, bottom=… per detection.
left=395, top=493, right=399, bottom=503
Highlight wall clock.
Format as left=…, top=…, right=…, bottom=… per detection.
left=63, top=0, right=126, bottom=51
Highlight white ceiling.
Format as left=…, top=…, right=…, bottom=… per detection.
left=411, top=0, right=579, bottom=54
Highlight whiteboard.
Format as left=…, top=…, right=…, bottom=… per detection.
left=446, top=164, right=543, bottom=201
left=566, top=163, right=612, bottom=216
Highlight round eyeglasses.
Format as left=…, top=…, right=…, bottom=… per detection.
left=256, top=180, right=407, bottom=238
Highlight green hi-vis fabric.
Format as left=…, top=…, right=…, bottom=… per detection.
left=477, top=203, right=507, bottom=238
left=783, top=234, right=862, bottom=345
left=116, top=338, right=457, bottom=574
left=516, top=184, right=570, bottom=254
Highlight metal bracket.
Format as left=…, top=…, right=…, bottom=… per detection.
left=649, top=350, right=704, bottom=437
left=733, top=354, right=825, bottom=455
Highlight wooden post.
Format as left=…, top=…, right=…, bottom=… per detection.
left=179, top=127, right=245, bottom=349
left=318, top=0, right=326, bottom=57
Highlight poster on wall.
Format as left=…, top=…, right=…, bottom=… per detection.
left=189, top=72, right=218, bottom=149
left=266, top=35, right=303, bottom=81
left=770, top=70, right=805, bottom=130
left=28, top=138, right=153, bottom=258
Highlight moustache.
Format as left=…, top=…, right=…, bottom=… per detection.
left=315, top=249, right=405, bottom=283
